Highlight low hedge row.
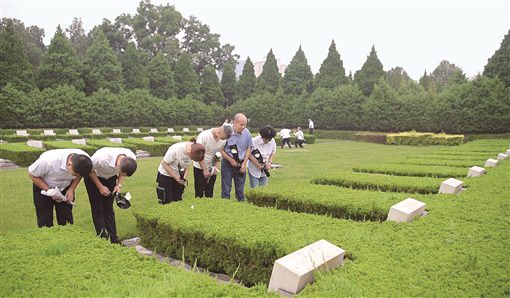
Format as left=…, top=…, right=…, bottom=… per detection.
left=0, top=132, right=200, bottom=143
left=386, top=132, right=464, bottom=146
left=0, top=126, right=209, bottom=135
left=0, top=143, right=44, bottom=166
left=85, top=140, right=137, bottom=153
left=43, top=140, right=97, bottom=156
left=313, top=130, right=358, bottom=140
left=246, top=184, right=404, bottom=221
left=0, top=227, right=259, bottom=297
left=123, top=139, right=172, bottom=157
left=399, top=158, right=483, bottom=168
left=413, top=154, right=488, bottom=161
left=352, top=164, right=468, bottom=178
left=354, top=132, right=387, bottom=143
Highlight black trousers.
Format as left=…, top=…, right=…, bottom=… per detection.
left=309, top=128, right=314, bottom=134
left=295, top=139, right=305, bottom=148
left=33, top=184, right=73, bottom=228
left=84, top=175, right=119, bottom=243
left=193, top=166, right=217, bottom=198
left=157, top=172, right=184, bottom=204
left=281, top=138, right=291, bottom=148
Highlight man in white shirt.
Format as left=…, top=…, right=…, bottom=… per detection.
left=248, top=125, right=276, bottom=188
left=294, top=127, right=305, bottom=148
left=308, top=119, right=314, bottom=135
left=84, top=147, right=137, bottom=243
left=28, top=149, right=93, bottom=228
left=280, top=128, right=292, bottom=149
left=193, top=125, right=233, bottom=198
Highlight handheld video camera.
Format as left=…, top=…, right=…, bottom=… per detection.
left=229, top=144, right=242, bottom=173
left=177, top=164, right=188, bottom=186
left=113, top=192, right=131, bottom=209
left=252, top=148, right=271, bottom=177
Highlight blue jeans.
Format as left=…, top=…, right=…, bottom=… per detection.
left=221, top=159, right=246, bottom=201
left=248, top=172, right=268, bottom=188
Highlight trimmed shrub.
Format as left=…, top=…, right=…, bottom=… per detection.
left=352, top=164, right=467, bottom=178
left=313, top=130, right=358, bottom=140
left=86, top=140, right=137, bottom=153
left=398, top=158, right=483, bottom=168
left=122, top=139, right=169, bottom=156
left=354, top=132, right=387, bottom=143
left=0, top=143, right=44, bottom=166
left=43, top=141, right=97, bottom=156
left=386, top=131, right=464, bottom=146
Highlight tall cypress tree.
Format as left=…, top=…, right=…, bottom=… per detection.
left=354, top=45, right=385, bottom=96
left=236, top=57, right=256, bottom=100
left=147, top=52, right=174, bottom=99
left=221, top=61, right=236, bottom=106
left=82, top=29, right=124, bottom=94
left=121, top=43, right=149, bottom=90
left=0, top=19, right=35, bottom=91
left=174, top=52, right=200, bottom=99
left=315, top=40, right=347, bottom=89
left=483, top=29, right=510, bottom=87
left=201, top=65, right=223, bottom=105
left=256, top=49, right=280, bottom=94
left=282, top=45, right=314, bottom=95
left=37, top=25, right=84, bottom=90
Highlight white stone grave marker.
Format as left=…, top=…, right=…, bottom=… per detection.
left=167, top=128, right=174, bottom=133
left=16, top=130, right=29, bottom=136
left=26, top=140, right=43, bottom=149
left=467, top=166, right=485, bottom=177
left=439, top=178, right=463, bottom=194
left=172, top=135, right=183, bottom=141
left=386, top=198, right=426, bottom=223
left=267, top=239, right=344, bottom=295
left=109, top=137, right=122, bottom=144
left=182, top=127, right=190, bottom=132
left=150, top=128, right=158, bottom=133
left=43, top=130, right=56, bottom=136
left=92, top=129, right=102, bottom=135
left=132, top=128, right=140, bottom=133
left=112, top=129, right=121, bottom=134
left=143, top=136, right=155, bottom=142
left=69, top=129, right=79, bottom=135
left=485, top=158, right=498, bottom=167
left=197, top=127, right=204, bottom=132
left=506, top=149, right=510, bottom=155
left=497, top=153, right=508, bottom=160
left=71, top=139, right=87, bottom=146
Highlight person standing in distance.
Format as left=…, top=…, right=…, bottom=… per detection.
left=308, top=119, right=314, bottom=135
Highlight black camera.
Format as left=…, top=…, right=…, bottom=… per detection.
left=229, top=144, right=242, bottom=173
left=177, top=164, right=188, bottom=186
left=113, top=192, right=131, bottom=209
left=252, top=148, right=270, bottom=177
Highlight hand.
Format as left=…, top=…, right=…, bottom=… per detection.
left=99, top=185, right=111, bottom=196
left=265, top=162, right=272, bottom=170
left=257, top=163, right=264, bottom=170
left=178, top=179, right=187, bottom=186
left=203, top=168, right=211, bottom=179
left=65, top=189, right=75, bottom=202
left=240, top=164, right=246, bottom=174
left=230, top=160, right=238, bottom=168
left=113, top=184, right=121, bottom=194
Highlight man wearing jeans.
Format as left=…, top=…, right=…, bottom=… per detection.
left=221, top=113, right=253, bottom=201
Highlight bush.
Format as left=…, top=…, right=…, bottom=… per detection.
left=354, top=132, right=387, bottom=143
left=352, top=164, right=467, bottom=178
left=86, top=139, right=137, bottom=153
left=313, top=130, right=358, bottom=140
left=0, top=143, right=44, bottom=166
left=43, top=141, right=97, bottom=156
left=122, top=139, right=170, bottom=156
left=386, top=131, right=464, bottom=146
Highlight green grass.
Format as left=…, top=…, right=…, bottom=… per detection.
left=352, top=163, right=468, bottom=178
left=398, top=158, right=485, bottom=168
left=0, top=142, right=45, bottom=166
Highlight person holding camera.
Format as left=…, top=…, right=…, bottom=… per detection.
left=84, top=147, right=137, bottom=243
left=193, top=125, right=233, bottom=198
left=294, top=127, right=305, bottom=148
left=221, top=113, right=253, bottom=202
left=157, top=139, right=205, bottom=204
left=248, top=125, right=276, bottom=188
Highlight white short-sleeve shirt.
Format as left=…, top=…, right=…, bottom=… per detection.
left=280, top=129, right=291, bottom=139
left=91, top=147, right=136, bottom=179
left=248, top=135, right=276, bottom=178
left=158, top=142, right=192, bottom=177
left=193, top=129, right=226, bottom=170
left=308, top=120, right=314, bottom=129
left=28, top=149, right=90, bottom=189
left=295, top=130, right=305, bottom=140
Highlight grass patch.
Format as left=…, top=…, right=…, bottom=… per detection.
left=0, top=143, right=44, bottom=166
left=352, top=163, right=468, bottom=178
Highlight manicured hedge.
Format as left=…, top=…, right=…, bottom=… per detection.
left=354, top=132, right=387, bottom=143
left=313, top=130, right=358, bottom=140
left=386, top=131, right=464, bottom=146
left=43, top=141, right=97, bottom=156
left=413, top=154, right=488, bottom=161
left=86, top=140, right=137, bottom=153
left=122, top=139, right=170, bottom=157
left=0, top=227, right=260, bottom=297
left=398, top=158, right=483, bottom=168
left=0, top=143, right=44, bottom=166
left=352, top=164, right=468, bottom=178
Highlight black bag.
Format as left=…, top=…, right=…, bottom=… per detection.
left=156, top=186, right=167, bottom=204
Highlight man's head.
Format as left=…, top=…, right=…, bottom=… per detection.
left=297, top=127, right=302, bottom=131
left=259, top=125, right=276, bottom=143
left=216, top=125, right=233, bottom=140
left=68, top=154, right=92, bottom=177
left=190, top=139, right=206, bottom=162
left=233, top=113, right=247, bottom=134
left=118, top=157, right=137, bottom=177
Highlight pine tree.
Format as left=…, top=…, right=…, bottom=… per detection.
left=201, top=65, right=223, bottom=105
left=419, top=70, right=436, bottom=93
left=36, top=25, right=84, bottom=90
left=236, top=57, right=256, bottom=100
left=315, top=40, right=347, bottom=89
left=174, top=52, right=200, bottom=99
left=82, top=29, right=124, bottom=94
left=431, top=60, right=466, bottom=92
left=256, top=49, right=281, bottom=94
left=354, top=46, right=385, bottom=96
left=147, top=52, right=174, bottom=99
left=282, top=45, right=314, bottom=95
left=121, top=43, right=149, bottom=90
left=0, top=19, right=35, bottom=91
left=66, top=17, right=90, bottom=59
left=483, top=29, right=510, bottom=87
left=221, top=61, right=236, bottom=106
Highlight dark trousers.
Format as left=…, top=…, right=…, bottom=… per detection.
left=281, top=138, right=291, bottom=148
left=157, top=172, right=184, bottom=204
left=309, top=128, right=314, bottom=134
left=221, top=159, right=246, bottom=201
left=295, top=139, right=305, bottom=148
left=193, top=166, right=217, bottom=198
left=84, top=175, right=119, bottom=243
left=33, top=184, right=73, bottom=228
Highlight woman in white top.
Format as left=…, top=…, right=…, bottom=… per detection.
left=294, top=127, right=305, bottom=148
left=157, top=138, right=205, bottom=204
left=248, top=125, right=277, bottom=188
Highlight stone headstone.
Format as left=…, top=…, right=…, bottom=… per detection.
left=387, top=198, right=426, bottom=223
left=506, top=149, right=510, bottom=155
left=267, top=240, right=344, bottom=295
left=143, top=136, right=155, bottom=142
left=439, top=178, right=463, bottom=194
left=497, top=153, right=508, bottom=160
left=16, top=130, right=29, bottom=136
left=69, top=129, right=79, bottom=135
left=109, top=137, right=122, bottom=144
left=485, top=158, right=498, bottom=167
left=43, top=130, right=56, bottom=136
left=132, top=128, right=140, bottom=133
left=197, top=127, right=204, bottom=132
left=92, top=129, right=102, bottom=135
left=136, top=150, right=150, bottom=158
left=150, top=128, right=158, bottom=133
left=167, top=128, right=174, bottom=133
left=112, top=129, right=121, bottom=134
left=172, top=135, right=183, bottom=141
left=26, top=140, right=43, bottom=149
left=467, top=166, right=485, bottom=177
left=71, top=138, right=87, bottom=146
left=182, top=127, right=190, bottom=132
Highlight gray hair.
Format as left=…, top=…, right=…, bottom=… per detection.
left=221, top=125, right=233, bottom=138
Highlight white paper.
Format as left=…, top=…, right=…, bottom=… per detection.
left=41, top=187, right=75, bottom=205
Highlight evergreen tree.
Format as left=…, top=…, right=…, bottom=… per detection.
left=0, top=19, right=35, bottom=91
left=315, top=40, right=347, bottom=89
left=174, top=52, right=200, bottom=99
left=2, top=18, right=46, bottom=72
left=201, top=65, right=223, bottom=105
left=483, top=29, right=510, bottom=87
left=256, top=49, right=281, bottom=94
left=354, top=45, right=385, bottom=96
left=221, top=61, right=236, bottom=106
left=147, top=52, right=174, bottom=99
left=430, top=60, right=466, bottom=92
left=36, top=25, right=84, bottom=90
left=418, top=70, right=437, bottom=93
left=282, top=45, right=314, bottom=95
left=236, top=57, right=256, bottom=100
left=121, top=43, right=149, bottom=90
left=362, top=78, right=402, bottom=131
left=82, top=29, right=124, bottom=94
left=66, top=17, right=90, bottom=59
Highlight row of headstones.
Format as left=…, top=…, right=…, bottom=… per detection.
left=16, top=127, right=204, bottom=136
left=25, top=135, right=185, bottom=149
left=268, top=149, right=510, bottom=296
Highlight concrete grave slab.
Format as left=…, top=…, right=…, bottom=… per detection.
left=439, top=178, right=463, bottom=194
left=485, top=158, right=498, bottom=167
left=172, top=135, right=183, bottom=141
left=506, top=149, right=510, bottom=155
left=92, top=129, right=102, bottom=135
left=112, top=129, right=121, bottom=134
left=197, top=127, right=204, bottom=132
left=182, top=127, right=190, bottom=132
left=150, top=128, right=158, bottom=133
left=167, top=128, right=174, bottom=132
left=387, top=198, right=426, bottom=223
left=143, top=136, right=155, bottom=142
left=16, top=130, right=29, bottom=136
left=109, top=138, right=122, bottom=144
left=71, top=139, right=87, bottom=146
left=26, top=140, right=43, bottom=149
left=467, top=166, right=485, bottom=177
left=69, top=129, right=79, bottom=135
left=132, top=128, right=140, bottom=133
left=497, top=153, right=508, bottom=160
left=43, top=130, right=56, bottom=136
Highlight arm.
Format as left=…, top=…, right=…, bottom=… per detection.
left=248, top=154, right=264, bottom=170
left=265, top=152, right=275, bottom=170
left=240, top=147, right=251, bottom=173
left=161, top=161, right=185, bottom=185
left=113, top=175, right=127, bottom=194
left=89, top=172, right=111, bottom=196
left=65, top=177, right=82, bottom=201
left=28, top=174, right=49, bottom=191
left=198, top=160, right=211, bottom=178
left=221, top=147, right=238, bottom=167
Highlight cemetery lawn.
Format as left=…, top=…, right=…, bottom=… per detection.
left=1, top=139, right=509, bottom=296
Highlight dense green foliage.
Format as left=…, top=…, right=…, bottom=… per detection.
left=174, top=52, right=200, bottom=99
left=354, top=46, right=385, bottom=96
left=484, top=29, right=510, bottom=87
left=281, top=46, right=314, bottom=95
left=147, top=52, right=174, bottom=99
left=352, top=163, right=468, bottom=178
left=200, top=65, right=223, bottom=105
left=256, top=49, right=281, bottom=94
left=315, top=40, right=347, bottom=89
left=220, top=61, right=236, bottom=107
left=386, top=131, right=464, bottom=146
left=0, top=143, right=44, bottom=166
left=236, top=57, right=256, bottom=101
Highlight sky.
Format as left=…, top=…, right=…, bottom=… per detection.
left=2, top=0, right=509, bottom=80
